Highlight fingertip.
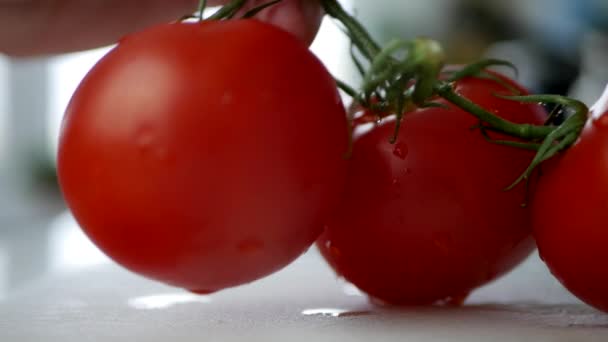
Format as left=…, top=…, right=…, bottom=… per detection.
left=257, top=0, right=324, bottom=46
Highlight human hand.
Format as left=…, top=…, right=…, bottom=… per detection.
left=208, top=0, right=323, bottom=46
left=0, top=0, right=322, bottom=57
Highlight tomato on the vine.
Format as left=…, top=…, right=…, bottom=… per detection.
left=317, top=72, right=546, bottom=305
left=532, top=87, right=608, bottom=313
left=57, top=20, right=348, bottom=293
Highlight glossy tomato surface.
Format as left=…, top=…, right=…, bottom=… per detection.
left=58, top=20, right=348, bottom=293
left=532, top=102, right=608, bottom=313
left=318, top=74, right=546, bottom=305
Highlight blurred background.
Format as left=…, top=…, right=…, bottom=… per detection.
left=0, top=0, right=607, bottom=301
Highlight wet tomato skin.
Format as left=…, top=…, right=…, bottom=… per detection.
left=318, top=74, right=546, bottom=305
left=58, top=20, right=348, bottom=293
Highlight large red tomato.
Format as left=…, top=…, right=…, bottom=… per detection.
left=532, top=88, right=608, bottom=313
left=57, top=20, right=348, bottom=293
left=318, top=74, right=546, bottom=305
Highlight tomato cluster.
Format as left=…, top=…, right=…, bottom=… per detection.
left=57, top=9, right=608, bottom=313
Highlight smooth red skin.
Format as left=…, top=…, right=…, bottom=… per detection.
left=532, top=114, right=608, bottom=313
left=57, top=20, right=348, bottom=293
left=317, top=75, right=546, bottom=305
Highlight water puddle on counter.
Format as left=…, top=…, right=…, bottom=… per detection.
left=128, top=293, right=211, bottom=310
left=301, top=308, right=371, bottom=318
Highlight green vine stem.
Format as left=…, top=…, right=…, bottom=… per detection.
left=207, top=0, right=246, bottom=20
left=319, top=0, right=589, bottom=186
left=197, top=0, right=207, bottom=20
left=320, top=0, right=381, bottom=60
left=184, top=0, right=284, bottom=21
left=433, top=83, right=554, bottom=139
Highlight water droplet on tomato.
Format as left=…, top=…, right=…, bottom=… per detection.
left=392, top=142, right=409, bottom=160
left=391, top=179, right=402, bottom=199
left=135, top=124, right=169, bottom=161
left=301, top=308, right=371, bottom=318
left=432, top=232, right=453, bottom=256
left=324, top=240, right=342, bottom=257
left=404, top=168, right=411, bottom=174
left=136, top=132, right=154, bottom=152
left=221, top=92, right=234, bottom=105
left=237, top=238, right=264, bottom=254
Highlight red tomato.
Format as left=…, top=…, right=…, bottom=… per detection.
left=317, top=74, right=546, bottom=305
left=532, top=89, right=608, bottom=313
left=57, top=20, right=348, bottom=293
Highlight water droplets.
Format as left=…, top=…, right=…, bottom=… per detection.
left=432, top=232, right=454, bottom=256
left=302, top=308, right=347, bottom=317
left=392, top=141, right=409, bottom=160
left=237, top=238, right=264, bottom=254
left=325, top=240, right=342, bottom=258
left=221, top=92, right=234, bottom=105
left=128, top=293, right=211, bottom=310
left=135, top=125, right=155, bottom=151
left=301, top=308, right=371, bottom=318
left=391, top=178, right=402, bottom=199
left=135, top=124, right=169, bottom=161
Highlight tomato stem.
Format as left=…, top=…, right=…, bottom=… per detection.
left=207, top=0, right=246, bottom=20
left=320, top=0, right=381, bottom=61
left=447, top=59, right=518, bottom=82
left=500, top=95, right=588, bottom=188
left=335, top=78, right=359, bottom=99
left=197, top=0, right=207, bottom=20
left=409, top=39, right=445, bottom=105
left=433, top=82, right=553, bottom=139
left=435, top=84, right=585, bottom=189
left=437, top=82, right=588, bottom=187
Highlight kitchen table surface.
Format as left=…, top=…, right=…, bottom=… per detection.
left=1, top=211, right=607, bottom=341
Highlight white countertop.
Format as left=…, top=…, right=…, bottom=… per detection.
left=1, top=212, right=607, bottom=341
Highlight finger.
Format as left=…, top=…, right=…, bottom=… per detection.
left=1, top=0, right=198, bottom=56
left=207, top=0, right=323, bottom=45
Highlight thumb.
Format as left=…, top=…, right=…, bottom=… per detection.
left=207, top=0, right=323, bottom=45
